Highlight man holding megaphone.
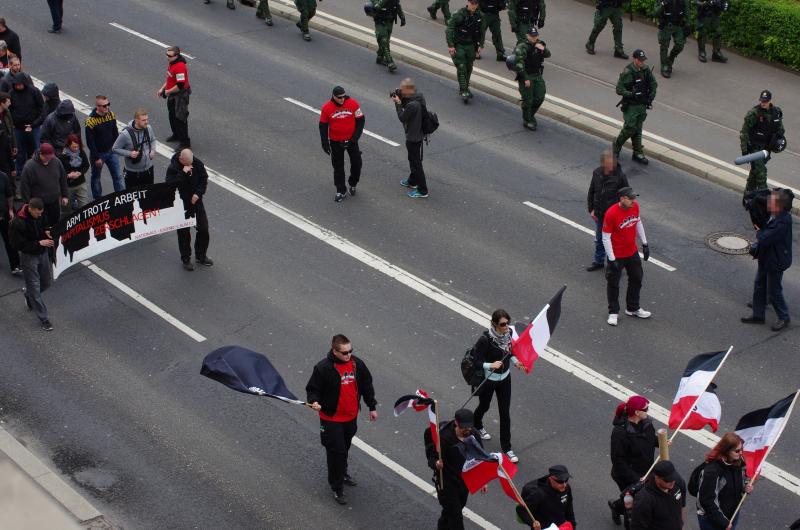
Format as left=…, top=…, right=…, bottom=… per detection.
left=739, top=90, right=786, bottom=193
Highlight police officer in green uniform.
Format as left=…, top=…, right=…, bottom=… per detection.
left=740, top=90, right=785, bottom=192
left=655, top=0, right=690, bottom=77
left=447, top=0, right=484, bottom=102
left=613, top=49, right=657, bottom=165
left=256, top=0, right=273, bottom=26
left=514, top=27, right=550, bottom=130
left=478, top=0, right=507, bottom=61
left=695, top=0, right=728, bottom=63
left=585, top=0, right=628, bottom=59
left=372, top=0, right=406, bottom=71
left=295, top=0, right=318, bottom=41
left=508, top=0, right=545, bottom=43
left=428, top=0, right=452, bottom=22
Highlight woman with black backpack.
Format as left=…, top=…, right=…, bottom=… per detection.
left=695, top=432, right=752, bottom=530
left=472, top=308, right=525, bottom=463
left=607, top=395, right=657, bottom=528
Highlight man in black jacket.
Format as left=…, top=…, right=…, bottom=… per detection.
left=741, top=188, right=793, bottom=331
left=517, top=465, right=577, bottom=529
left=392, top=77, right=429, bottom=198
left=39, top=99, right=80, bottom=151
left=306, top=334, right=377, bottom=505
left=630, top=460, right=686, bottom=530
left=587, top=150, right=628, bottom=271
left=0, top=18, right=22, bottom=59
left=165, top=148, right=211, bottom=271
left=424, top=409, right=486, bottom=530
left=9, top=197, right=54, bottom=331
left=9, top=72, right=43, bottom=175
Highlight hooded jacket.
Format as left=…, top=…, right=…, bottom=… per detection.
left=165, top=152, right=208, bottom=214
left=20, top=150, right=67, bottom=204
left=9, top=204, right=49, bottom=255
left=305, top=351, right=377, bottom=418
left=112, top=120, right=157, bottom=171
left=395, top=93, right=427, bottom=143
left=38, top=82, right=60, bottom=125
left=517, top=475, right=577, bottom=528
left=610, top=416, right=658, bottom=487
left=630, top=475, right=686, bottom=530
left=696, top=459, right=746, bottom=528
left=39, top=100, right=80, bottom=150
left=9, top=81, right=43, bottom=128
left=57, top=146, right=90, bottom=188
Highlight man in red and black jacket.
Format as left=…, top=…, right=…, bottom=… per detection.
left=319, top=86, right=365, bottom=203
left=157, top=46, right=191, bottom=149
left=306, top=334, right=377, bottom=505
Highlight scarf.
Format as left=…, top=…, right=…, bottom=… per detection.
left=488, top=326, right=512, bottom=353
left=63, top=147, right=82, bottom=168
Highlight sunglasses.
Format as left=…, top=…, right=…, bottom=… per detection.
left=638, top=407, right=649, bottom=413
left=336, top=348, right=353, bottom=355
left=496, top=321, right=510, bottom=328
left=733, top=448, right=743, bottom=453
left=97, top=103, right=110, bottom=108
left=166, top=53, right=177, bottom=58
left=553, top=478, right=569, bottom=484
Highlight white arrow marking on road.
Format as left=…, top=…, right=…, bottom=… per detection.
left=109, top=22, right=196, bottom=60
left=32, top=79, right=799, bottom=507
left=284, top=97, right=401, bottom=147
left=523, top=201, right=677, bottom=272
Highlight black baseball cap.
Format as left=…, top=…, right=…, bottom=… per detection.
left=759, top=89, right=772, bottom=102
left=548, top=465, right=572, bottom=481
left=618, top=186, right=638, bottom=199
left=454, top=408, right=474, bottom=428
left=332, top=85, right=346, bottom=97
left=632, top=49, right=647, bottom=60
left=653, top=460, right=679, bottom=482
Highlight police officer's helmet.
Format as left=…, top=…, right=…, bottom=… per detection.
left=364, top=0, right=375, bottom=17
left=632, top=49, right=647, bottom=60
left=505, top=54, right=516, bottom=71
left=771, top=135, right=787, bottom=153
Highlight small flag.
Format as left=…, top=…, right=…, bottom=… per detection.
left=460, top=436, right=518, bottom=499
left=394, top=389, right=439, bottom=447
left=735, top=392, right=799, bottom=478
left=668, top=351, right=727, bottom=432
left=511, top=285, right=566, bottom=374
left=200, top=346, right=305, bottom=405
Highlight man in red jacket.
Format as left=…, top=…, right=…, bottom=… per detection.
left=157, top=46, right=191, bottom=149
left=319, top=86, right=365, bottom=202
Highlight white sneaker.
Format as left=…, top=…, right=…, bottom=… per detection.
left=607, top=314, right=618, bottom=326
left=478, top=428, right=491, bottom=440
left=505, top=450, right=519, bottom=463
left=625, top=308, right=652, bottom=319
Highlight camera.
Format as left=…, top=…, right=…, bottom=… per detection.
left=390, top=88, right=402, bottom=99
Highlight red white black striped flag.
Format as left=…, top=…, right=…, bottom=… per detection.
left=668, top=349, right=730, bottom=432
left=511, top=285, right=566, bottom=374
left=394, top=389, right=438, bottom=447
left=735, top=391, right=799, bottom=478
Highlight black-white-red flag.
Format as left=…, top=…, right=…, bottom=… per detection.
left=668, top=349, right=730, bottom=432
left=735, top=391, right=799, bottom=478
left=394, top=389, right=438, bottom=447
left=511, top=285, right=566, bottom=374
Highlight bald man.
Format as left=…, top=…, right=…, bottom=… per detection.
left=165, top=148, right=211, bottom=270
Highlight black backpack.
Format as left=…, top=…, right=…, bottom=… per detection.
left=460, top=346, right=484, bottom=387
left=687, top=461, right=707, bottom=497
left=421, top=104, right=439, bottom=136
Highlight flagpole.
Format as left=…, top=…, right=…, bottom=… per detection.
left=434, top=399, right=444, bottom=491
left=727, top=470, right=759, bottom=525
left=459, top=351, right=513, bottom=410
left=498, top=460, right=538, bottom=528
left=667, top=346, right=734, bottom=445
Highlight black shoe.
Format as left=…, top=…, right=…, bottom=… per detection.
left=741, top=316, right=765, bottom=324
left=608, top=500, right=622, bottom=526
left=496, top=55, right=506, bottom=62
left=165, top=135, right=178, bottom=142
left=387, top=62, right=398, bottom=72
left=182, top=260, right=195, bottom=271
left=333, top=491, right=347, bottom=505
left=661, top=66, right=671, bottom=78
left=772, top=319, right=790, bottom=332
left=334, top=193, right=346, bottom=202
left=711, top=52, right=728, bottom=63
left=632, top=153, right=649, bottom=165
left=48, top=28, right=61, bottom=34
left=343, top=474, right=358, bottom=486
left=227, top=0, right=235, bottom=8
left=747, top=302, right=753, bottom=308
left=349, top=186, right=357, bottom=197
left=585, top=44, right=595, bottom=55
left=265, top=17, right=273, bottom=26
left=41, top=319, right=54, bottom=331
left=427, top=5, right=437, bottom=19
left=586, top=262, right=604, bottom=271
left=698, top=52, right=707, bottom=63
left=196, top=256, right=214, bottom=267
left=614, top=50, right=628, bottom=59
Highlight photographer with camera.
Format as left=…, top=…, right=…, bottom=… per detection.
left=391, top=78, right=429, bottom=199
left=113, top=108, right=157, bottom=189
left=695, top=0, right=728, bottom=63
left=319, top=86, right=364, bottom=203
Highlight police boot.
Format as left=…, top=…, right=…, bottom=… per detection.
left=461, top=90, right=470, bottom=103
left=711, top=51, right=728, bottom=63
left=227, top=0, right=235, bottom=8
left=265, top=17, right=273, bottom=26
left=585, top=42, right=596, bottom=55
left=660, top=64, right=671, bottom=78
left=427, top=5, right=437, bottom=19
left=387, top=56, right=398, bottom=71
left=632, top=153, right=649, bottom=165
left=698, top=50, right=707, bottom=62
left=523, top=120, right=537, bottom=131
left=614, top=49, right=628, bottom=59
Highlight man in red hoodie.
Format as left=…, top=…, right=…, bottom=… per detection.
left=306, top=334, right=377, bottom=505
left=319, top=86, right=365, bottom=203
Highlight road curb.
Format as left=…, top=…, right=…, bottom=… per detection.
left=0, top=425, right=108, bottom=528
left=266, top=0, right=800, bottom=215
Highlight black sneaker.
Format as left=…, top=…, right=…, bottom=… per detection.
left=22, top=288, right=32, bottom=310
left=41, top=319, right=54, bottom=331
left=608, top=500, right=622, bottom=526
left=196, top=256, right=214, bottom=267
left=343, top=474, right=357, bottom=486
left=771, top=319, right=790, bottom=332
left=182, top=260, right=195, bottom=271
left=586, top=262, right=604, bottom=271
left=349, top=186, right=357, bottom=197
left=741, top=315, right=765, bottom=324
left=333, top=491, right=347, bottom=505
left=165, top=135, right=178, bottom=142
left=334, top=193, right=346, bottom=202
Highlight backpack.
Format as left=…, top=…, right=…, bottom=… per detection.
left=460, top=346, right=484, bottom=387
left=421, top=104, right=439, bottom=136
left=687, top=461, right=707, bottom=497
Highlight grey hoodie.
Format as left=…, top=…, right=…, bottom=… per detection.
left=112, top=120, right=157, bottom=172
left=20, top=150, right=67, bottom=204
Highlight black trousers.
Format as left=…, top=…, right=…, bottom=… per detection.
left=611, top=477, right=633, bottom=530
left=43, top=201, right=60, bottom=227
left=320, top=418, right=357, bottom=494
left=406, top=140, right=427, bottom=194
left=0, top=217, right=20, bottom=270
left=329, top=140, right=362, bottom=194
left=606, top=253, right=643, bottom=314
left=167, top=96, right=189, bottom=143
left=436, top=482, right=469, bottom=530
left=47, top=0, right=64, bottom=29
left=473, top=375, right=512, bottom=452
left=177, top=206, right=209, bottom=261
left=124, top=167, right=155, bottom=189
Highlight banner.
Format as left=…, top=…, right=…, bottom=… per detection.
left=51, top=183, right=195, bottom=278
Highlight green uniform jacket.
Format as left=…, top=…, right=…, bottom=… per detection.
left=515, top=40, right=551, bottom=80
left=616, top=63, right=658, bottom=104
left=508, top=0, right=545, bottom=29
left=446, top=7, right=485, bottom=47
left=740, top=105, right=785, bottom=154
left=695, top=0, right=726, bottom=17
left=654, top=0, right=690, bottom=25
left=373, top=0, right=405, bottom=24
left=295, top=0, right=317, bottom=10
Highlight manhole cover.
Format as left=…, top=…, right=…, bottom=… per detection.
left=706, top=232, right=751, bottom=255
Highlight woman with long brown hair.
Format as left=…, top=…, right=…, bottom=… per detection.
left=696, top=432, right=753, bottom=530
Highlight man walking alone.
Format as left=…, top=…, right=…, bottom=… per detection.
left=319, top=86, right=364, bottom=202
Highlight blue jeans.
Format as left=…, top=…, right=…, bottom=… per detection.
left=752, top=263, right=790, bottom=321
left=90, top=152, right=124, bottom=199
left=698, top=513, right=738, bottom=530
left=47, top=0, right=64, bottom=30
left=593, top=214, right=605, bottom=265
left=14, top=127, right=40, bottom=175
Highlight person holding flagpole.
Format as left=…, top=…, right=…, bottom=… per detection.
left=306, top=334, right=378, bottom=506
left=472, top=309, right=525, bottom=463
left=516, top=465, right=577, bottom=529
left=695, top=432, right=752, bottom=530
left=630, top=460, right=686, bottom=530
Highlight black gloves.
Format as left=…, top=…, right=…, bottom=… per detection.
left=642, top=244, right=650, bottom=261
left=321, top=142, right=331, bottom=155
left=537, top=20, right=544, bottom=28
left=400, top=16, right=406, bottom=26
left=789, top=518, right=800, bottom=530
left=607, top=259, right=619, bottom=272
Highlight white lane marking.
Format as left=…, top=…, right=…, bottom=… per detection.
left=35, top=79, right=800, bottom=499
left=283, top=97, right=401, bottom=147
left=109, top=22, right=196, bottom=59
left=83, top=260, right=207, bottom=343
left=523, top=201, right=677, bottom=272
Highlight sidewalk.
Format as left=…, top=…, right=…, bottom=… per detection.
left=287, top=0, right=799, bottom=189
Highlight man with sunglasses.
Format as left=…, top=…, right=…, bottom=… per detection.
left=517, top=464, right=577, bottom=530
left=306, top=334, right=378, bottom=505
left=319, top=86, right=364, bottom=202
left=630, top=460, right=686, bottom=530
left=157, top=46, right=191, bottom=149
left=85, top=95, right=122, bottom=199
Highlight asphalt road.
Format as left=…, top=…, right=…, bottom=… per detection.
left=0, top=1, right=798, bottom=529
